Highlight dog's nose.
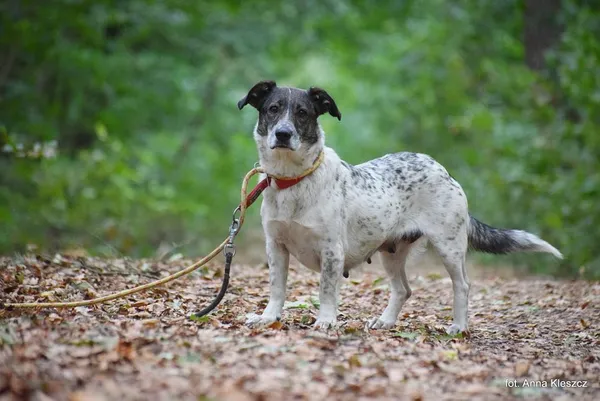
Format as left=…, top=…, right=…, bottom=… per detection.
left=275, top=129, right=292, bottom=142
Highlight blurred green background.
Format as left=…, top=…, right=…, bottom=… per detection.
left=1, top=0, right=598, bottom=278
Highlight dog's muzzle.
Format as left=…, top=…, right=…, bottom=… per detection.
left=271, top=129, right=293, bottom=149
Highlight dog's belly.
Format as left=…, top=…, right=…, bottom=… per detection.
left=265, top=220, right=322, bottom=272
left=343, top=236, right=385, bottom=269
left=265, top=219, right=387, bottom=273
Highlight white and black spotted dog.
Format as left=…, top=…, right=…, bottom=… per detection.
left=238, top=80, right=562, bottom=334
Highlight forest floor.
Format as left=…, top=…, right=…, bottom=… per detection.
left=0, top=252, right=598, bottom=401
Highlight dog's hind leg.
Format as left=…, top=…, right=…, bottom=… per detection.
left=367, top=243, right=412, bottom=329
left=430, top=231, right=470, bottom=335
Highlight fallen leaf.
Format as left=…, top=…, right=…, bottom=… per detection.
left=393, top=331, right=418, bottom=340
left=190, top=314, right=210, bottom=323
left=441, top=350, right=458, bottom=361
left=309, top=297, right=320, bottom=309
left=514, top=360, right=530, bottom=376
left=117, top=340, right=135, bottom=361
left=426, top=272, right=443, bottom=281
left=284, top=300, right=309, bottom=309
left=300, top=315, right=315, bottom=325
left=268, top=321, right=284, bottom=330
left=69, top=391, right=107, bottom=401
left=348, top=354, right=362, bottom=368
left=372, top=277, right=386, bottom=287
left=47, top=313, right=62, bottom=323
left=142, top=319, right=160, bottom=328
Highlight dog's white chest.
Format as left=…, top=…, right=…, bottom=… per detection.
left=261, top=187, right=328, bottom=272
left=265, top=219, right=323, bottom=271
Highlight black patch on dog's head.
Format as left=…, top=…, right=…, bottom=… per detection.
left=238, top=81, right=341, bottom=146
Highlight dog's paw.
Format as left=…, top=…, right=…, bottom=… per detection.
left=245, top=313, right=278, bottom=327
left=367, top=317, right=395, bottom=330
left=446, top=323, right=468, bottom=336
left=313, top=317, right=338, bottom=331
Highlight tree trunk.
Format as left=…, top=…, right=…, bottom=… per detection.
left=523, top=0, right=563, bottom=70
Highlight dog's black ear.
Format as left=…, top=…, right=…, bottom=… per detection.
left=238, top=81, right=277, bottom=110
left=308, top=87, right=341, bottom=121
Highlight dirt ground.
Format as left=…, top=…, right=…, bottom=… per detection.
left=0, top=252, right=598, bottom=401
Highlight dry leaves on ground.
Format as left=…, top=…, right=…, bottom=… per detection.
left=0, top=254, right=599, bottom=401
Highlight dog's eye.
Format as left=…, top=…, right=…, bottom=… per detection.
left=298, top=109, right=307, bottom=117
left=268, top=105, right=279, bottom=113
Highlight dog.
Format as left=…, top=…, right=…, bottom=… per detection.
left=237, top=80, right=563, bottom=334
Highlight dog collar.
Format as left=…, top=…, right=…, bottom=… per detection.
left=266, top=151, right=324, bottom=190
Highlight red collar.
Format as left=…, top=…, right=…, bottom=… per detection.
left=268, top=175, right=307, bottom=190
left=265, top=151, right=325, bottom=190
left=242, top=151, right=324, bottom=209
left=242, top=175, right=307, bottom=208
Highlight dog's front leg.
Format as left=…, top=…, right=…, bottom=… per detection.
left=314, top=246, right=344, bottom=330
left=246, top=239, right=289, bottom=327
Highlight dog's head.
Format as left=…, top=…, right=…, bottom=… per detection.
left=238, top=81, right=341, bottom=152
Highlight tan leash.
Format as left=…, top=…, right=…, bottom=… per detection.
left=1, top=152, right=324, bottom=312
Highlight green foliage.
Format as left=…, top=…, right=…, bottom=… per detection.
left=1, top=0, right=598, bottom=277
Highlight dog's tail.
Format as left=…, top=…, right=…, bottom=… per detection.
left=468, top=215, right=563, bottom=258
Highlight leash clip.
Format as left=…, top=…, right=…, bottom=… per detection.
left=225, top=206, right=241, bottom=257
left=230, top=206, right=241, bottom=238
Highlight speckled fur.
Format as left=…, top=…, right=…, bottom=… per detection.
left=238, top=81, right=563, bottom=333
